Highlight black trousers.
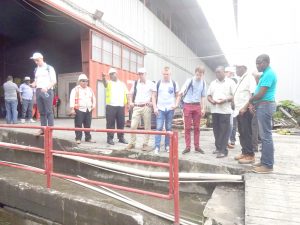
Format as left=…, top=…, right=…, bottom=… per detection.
left=106, top=105, right=125, bottom=141
left=74, top=109, right=92, bottom=141
left=237, top=109, right=254, bottom=155
left=212, top=113, right=231, bottom=154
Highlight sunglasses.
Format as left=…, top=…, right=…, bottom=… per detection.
left=80, top=80, right=88, bottom=82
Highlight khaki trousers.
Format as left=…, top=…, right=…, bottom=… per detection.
left=129, top=106, right=152, bottom=145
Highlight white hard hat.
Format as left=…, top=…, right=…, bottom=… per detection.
left=78, top=74, right=88, bottom=81
left=225, top=66, right=235, bottom=73
left=137, top=67, right=146, bottom=74
left=108, top=68, right=117, bottom=74
left=30, top=52, right=43, bottom=60
left=24, top=76, right=30, bottom=81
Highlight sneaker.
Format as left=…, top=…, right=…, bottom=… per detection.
left=165, top=146, right=169, bottom=153
left=252, top=165, right=273, bottom=174
left=86, top=139, right=96, bottom=143
left=234, top=154, right=245, bottom=160
left=212, top=150, right=220, bottom=154
left=20, top=119, right=25, bottom=124
left=238, top=155, right=255, bottom=164
left=126, top=144, right=135, bottom=150
left=154, top=147, right=159, bottom=155
left=30, top=119, right=36, bottom=123
left=119, top=138, right=128, bottom=144
left=182, top=148, right=191, bottom=155
left=35, top=129, right=44, bottom=136
left=227, top=143, right=235, bottom=149
left=76, top=140, right=81, bottom=144
left=216, top=152, right=228, bottom=158
left=252, top=162, right=262, bottom=167
left=195, top=147, right=204, bottom=154
left=107, top=139, right=115, bottom=145
left=142, top=144, right=151, bottom=151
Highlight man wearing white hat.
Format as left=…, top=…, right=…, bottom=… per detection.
left=233, top=63, right=257, bottom=164
left=127, top=67, right=155, bottom=151
left=69, top=74, right=96, bottom=144
left=30, top=52, right=56, bottom=135
left=19, top=76, right=35, bottom=123
left=102, top=68, right=129, bottom=145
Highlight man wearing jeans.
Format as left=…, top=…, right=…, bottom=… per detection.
left=30, top=52, right=56, bottom=136
left=19, top=76, right=35, bottom=123
left=250, top=54, right=277, bottom=174
left=3, top=76, right=19, bottom=124
left=152, top=66, right=179, bottom=154
left=179, top=66, right=206, bottom=155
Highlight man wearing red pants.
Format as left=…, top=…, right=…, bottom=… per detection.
left=178, top=66, right=206, bottom=154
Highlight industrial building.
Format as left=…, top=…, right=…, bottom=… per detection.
left=0, top=0, right=227, bottom=118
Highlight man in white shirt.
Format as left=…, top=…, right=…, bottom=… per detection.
left=70, top=74, right=96, bottom=144
left=103, top=68, right=129, bottom=145
left=233, top=64, right=257, bottom=164
left=127, top=68, right=156, bottom=150
left=30, top=52, right=56, bottom=136
left=152, top=66, right=179, bottom=154
left=207, top=66, right=236, bottom=158
left=19, top=76, right=35, bottom=123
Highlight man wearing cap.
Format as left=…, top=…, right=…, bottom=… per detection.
left=69, top=74, right=96, bottom=144
left=225, top=66, right=238, bottom=149
left=19, top=76, right=35, bottom=123
left=127, top=68, right=156, bottom=150
left=233, top=63, right=257, bottom=164
left=30, top=52, right=56, bottom=135
left=102, top=68, right=129, bottom=145
left=3, top=75, right=19, bottom=124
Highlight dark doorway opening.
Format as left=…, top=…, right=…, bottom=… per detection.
left=0, top=0, right=83, bottom=118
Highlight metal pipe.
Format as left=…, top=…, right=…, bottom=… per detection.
left=56, top=154, right=243, bottom=182
left=71, top=177, right=199, bottom=225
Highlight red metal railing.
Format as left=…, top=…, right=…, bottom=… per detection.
left=0, top=124, right=180, bottom=224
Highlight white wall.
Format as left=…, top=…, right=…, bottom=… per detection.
left=53, top=0, right=215, bottom=86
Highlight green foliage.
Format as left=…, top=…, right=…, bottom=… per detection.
left=277, top=100, right=300, bottom=118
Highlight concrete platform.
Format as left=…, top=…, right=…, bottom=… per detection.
left=1, top=118, right=300, bottom=225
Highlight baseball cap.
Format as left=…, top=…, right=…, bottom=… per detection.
left=24, top=76, right=30, bottom=81
left=235, top=62, right=247, bottom=68
left=30, top=52, right=43, bottom=60
left=137, top=67, right=146, bottom=74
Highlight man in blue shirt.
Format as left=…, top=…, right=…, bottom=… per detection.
left=249, top=54, right=277, bottom=173
left=20, top=77, right=35, bottom=123
left=178, top=66, right=206, bottom=154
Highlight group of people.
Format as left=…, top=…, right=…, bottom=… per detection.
left=3, top=51, right=277, bottom=174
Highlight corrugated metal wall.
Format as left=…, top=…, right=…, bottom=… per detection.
left=60, top=0, right=215, bottom=85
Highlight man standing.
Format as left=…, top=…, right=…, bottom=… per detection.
left=3, top=76, right=19, bottom=124
left=225, top=66, right=238, bottom=149
left=152, top=66, right=179, bottom=154
left=250, top=54, right=277, bottom=173
left=30, top=52, right=56, bottom=135
left=19, top=76, right=35, bottom=123
left=178, top=66, right=206, bottom=154
left=127, top=68, right=155, bottom=150
left=233, top=63, right=257, bottom=164
left=207, top=66, right=236, bottom=158
left=103, top=68, right=129, bottom=145
left=69, top=74, right=96, bottom=144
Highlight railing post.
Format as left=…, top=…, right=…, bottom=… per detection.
left=172, top=131, right=180, bottom=225
left=168, top=132, right=174, bottom=197
left=44, top=127, right=52, bottom=188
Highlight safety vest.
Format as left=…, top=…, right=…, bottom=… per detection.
left=74, top=86, right=95, bottom=110
left=105, top=80, right=127, bottom=105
